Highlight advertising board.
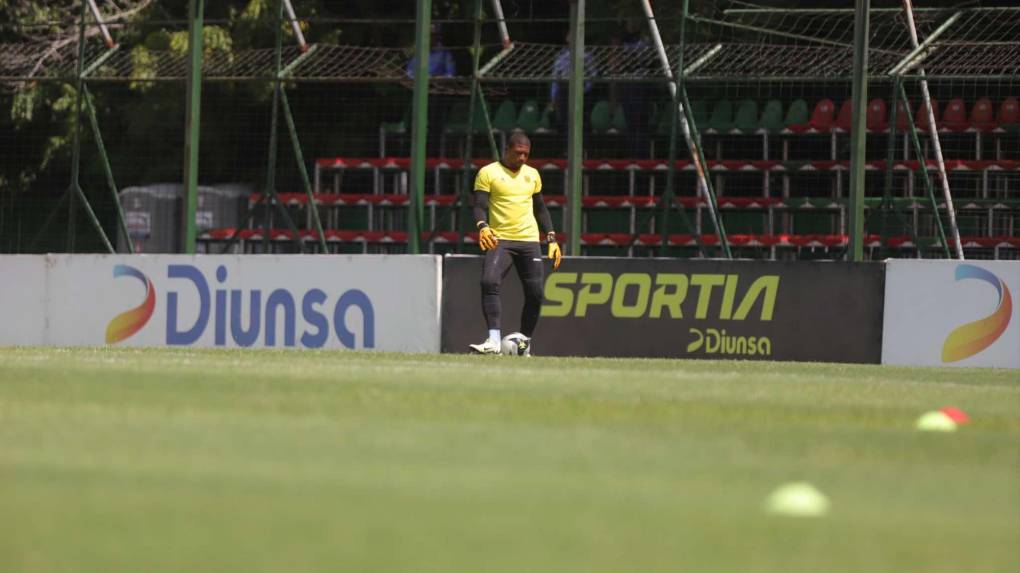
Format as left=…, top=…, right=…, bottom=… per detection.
left=883, top=260, right=1019, bottom=368
left=0, top=255, right=442, bottom=352
left=442, top=256, right=885, bottom=363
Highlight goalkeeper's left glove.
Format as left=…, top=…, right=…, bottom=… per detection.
left=546, top=232, right=562, bottom=271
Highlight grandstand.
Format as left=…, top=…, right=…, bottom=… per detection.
left=0, top=2, right=1017, bottom=259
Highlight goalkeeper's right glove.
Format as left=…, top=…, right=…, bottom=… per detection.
left=478, top=222, right=498, bottom=251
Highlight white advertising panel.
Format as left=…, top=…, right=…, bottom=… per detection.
left=0, top=256, right=47, bottom=345
left=883, top=260, right=1020, bottom=368
left=1, top=255, right=442, bottom=352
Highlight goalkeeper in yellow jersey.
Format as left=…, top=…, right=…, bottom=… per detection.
left=469, top=132, right=562, bottom=355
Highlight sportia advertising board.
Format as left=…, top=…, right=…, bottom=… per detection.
left=0, top=255, right=442, bottom=352
left=442, top=256, right=885, bottom=363
left=883, top=260, right=1019, bottom=369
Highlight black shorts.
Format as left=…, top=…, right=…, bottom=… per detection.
left=481, top=240, right=544, bottom=293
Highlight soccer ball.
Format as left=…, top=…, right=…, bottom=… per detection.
left=500, top=332, right=531, bottom=356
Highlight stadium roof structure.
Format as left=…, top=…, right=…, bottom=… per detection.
left=1, top=6, right=1018, bottom=86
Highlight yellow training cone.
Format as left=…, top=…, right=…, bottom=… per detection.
left=765, top=482, right=830, bottom=517
left=916, top=411, right=958, bottom=432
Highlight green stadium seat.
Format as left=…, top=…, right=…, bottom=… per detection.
left=535, top=105, right=555, bottom=134
left=783, top=99, right=810, bottom=130
left=689, top=101, right=708, bottom=127
left=611, top=103, right=628, bottom=133
left=759, top=100, right=785, bottom=133
left=590, top=100, right=616, bottom=134
left=705, top=100, right=733, bottom=133
left=442, top=101, right=470, bottom=135
left=732, top=99, right=759, bottom=133
left=378, top=107, right=410, bottom=156
left=515, top=99, right=542, bottom=133
left=491, top=100, right=517, bottom=133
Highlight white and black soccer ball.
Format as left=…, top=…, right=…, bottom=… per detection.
left=500, top=332, right=531, bottom=357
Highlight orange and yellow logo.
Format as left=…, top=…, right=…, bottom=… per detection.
left=105, top=265, right=156, bottom=344
left=941, top=264, right=1012, bottom=363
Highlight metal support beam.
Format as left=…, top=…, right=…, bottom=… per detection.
left=660, top=2, right=703, bottom=258
left=456, top=0, right=488, bottom=253
left=566, top=0, right=585, bottom=256
left=182, top=0, right=204, bottom=254
left=886, top=11, right=962, bottom=76
left=409, top=0, right=432, bottom=255
left=262, top=0, right=303, bottom=253
left=490, top=0, right=511, bottom=48
left=645, top=0, right=730, bottom=259
left=282, top=0, right=308, bottom=52
left=848, top=0, right=869, bottom=261
left=84, top=86, right=132, bottom=253
left=280, top=89, right=327, bottom=252
left=87, top=0, right=115, bottom=48
left=901, top=0, right=964, bottom=259
left=898, top=80, right=951, bottom=258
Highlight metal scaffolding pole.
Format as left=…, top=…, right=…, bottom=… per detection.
left=182, top=0, right=204, bottom=254
left=408, top=0, right=432, bottom=255
left=848, top=0, right=869, bottom=261
left=901, top=0, right=964, bottom=259
left=643, top=0, right=730, bottom=259
left=490, top=0, right=511, bottom=47
left=566, top=0, right=585, bottom=256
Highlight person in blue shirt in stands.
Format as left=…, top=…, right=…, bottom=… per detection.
left=547, top=30, right=595, bottom=133
left=406, top=24, right=456, bottom=78
left=407, top=24, right=457, bottom=156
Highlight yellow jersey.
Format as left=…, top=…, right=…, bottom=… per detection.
left=474, top=161, right=543, bottom=242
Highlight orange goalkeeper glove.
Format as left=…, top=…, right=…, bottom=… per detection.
left=478, top=223, right=498, bottom=251
left=546, top=232, right=562, bottom=271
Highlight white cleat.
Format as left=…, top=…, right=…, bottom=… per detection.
left=468, top=339, right=501, bottom=355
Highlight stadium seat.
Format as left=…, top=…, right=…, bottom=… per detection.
left=968, top=97, right=996, bottom=131
left=783, top=99, right=810, bottom=130
left=759, top=99, right=785, bottom=133
left=732, top=99, right=759, bottom=133
left=834, top=99, right=854, bottom=132
left=807, top=98, right=836, bottom=132
left=515, top=100, right=542, bottom=133
left=914, top=99, right=940, bottom=132
left=491, top=100, right=517, bottom=133
left=997, top=96, right=1019, bottom=132
left=940, top=98, right=968, bottom=131
left=611, top=103, right=628, bottom=133
left=866, top=98, right=887, bottom=131
left=442, top=101, right=470, bottom=135
left=378, top=107, right=410, bottom=156
left=535, top=105, right=556, bottom=134
left=590, top=100, right=617, bottom=134
left=893, top=98, right=911, bottom=132
left=705, top=100, right=734, bottom=133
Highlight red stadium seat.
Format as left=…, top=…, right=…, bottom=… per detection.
left=997, top=97, right=1019, bottom=130
left=834, top=99, right=854, bottom=132
left=867, top=99, right=888, bottom=131
left=894, top=98, right=912, bottom=132
left=969, top=97, right=996, bottom=131
left=940, top=98, right=968, bottom=131
left=914, top=99, right=940, bottom=132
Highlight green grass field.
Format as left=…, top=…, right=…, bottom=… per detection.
left=0, top=348, right=1017, bottom=573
